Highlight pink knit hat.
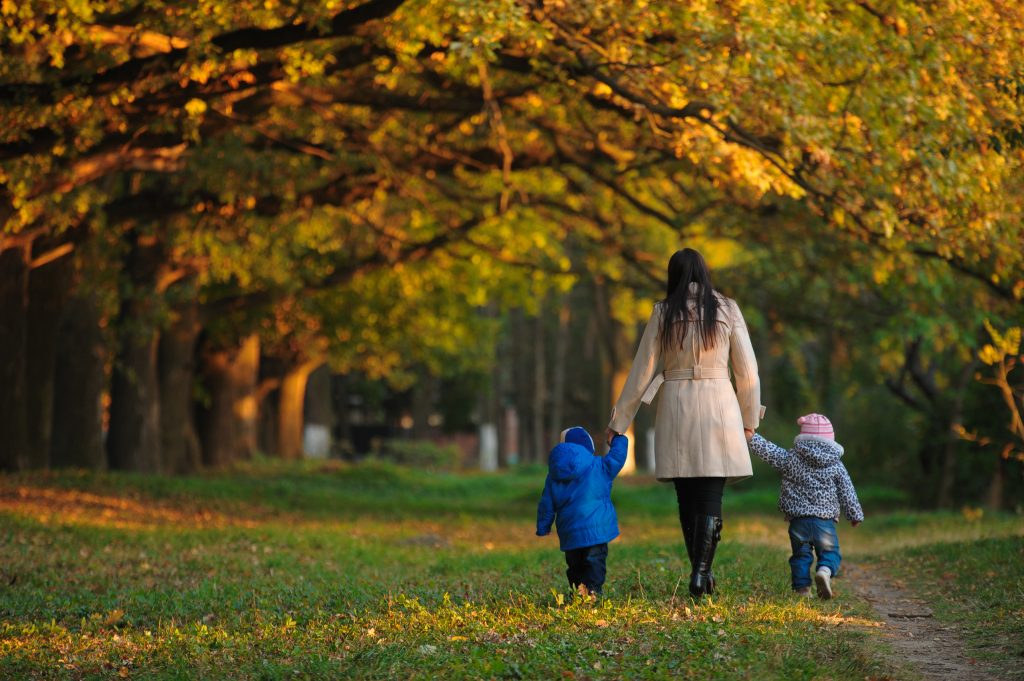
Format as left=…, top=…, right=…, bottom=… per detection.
left=797, top=413, right=834, bottom=440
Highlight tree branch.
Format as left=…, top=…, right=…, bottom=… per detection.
left=0, top=0, right=406, bottom=103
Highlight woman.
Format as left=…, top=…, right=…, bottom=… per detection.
left=606, top=248, right=763, bottom=597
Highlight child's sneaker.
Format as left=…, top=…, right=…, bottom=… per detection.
left=794, top=586, right=813, bottom=598
left=814, top=568, right=833, bottom=599
left=576, top=583, right=598, bottom=603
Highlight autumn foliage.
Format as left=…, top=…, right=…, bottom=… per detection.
left=0, top=0, right=1022, bottom=504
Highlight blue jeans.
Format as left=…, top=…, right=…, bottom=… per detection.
left=565, top=543, right=608, bottom=595
left=788, top=517, right=841, bottom=589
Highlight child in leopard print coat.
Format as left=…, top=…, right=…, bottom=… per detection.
left=747, top=413, right=864, bottom=599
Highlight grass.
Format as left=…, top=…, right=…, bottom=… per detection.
left=0, top=460, right=1021, bottom=679
left=878, top=535, right=1024, bottom=678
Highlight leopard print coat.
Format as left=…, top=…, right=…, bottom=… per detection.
left=748, top=433, right=864, bottom=522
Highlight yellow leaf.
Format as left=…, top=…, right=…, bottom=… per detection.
left=978, top=345, right=1001, bottom=365
left=184, top=98, right=207, bottom=117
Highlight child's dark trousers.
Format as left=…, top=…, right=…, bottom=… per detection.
left=788, top=517, right=841, bottom=589
left=564, top=543, right=608, bottom=595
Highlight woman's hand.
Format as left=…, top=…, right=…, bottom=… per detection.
left=744, top=428, right=755, bottom=441
left=605, top=428, right=619, bottom=446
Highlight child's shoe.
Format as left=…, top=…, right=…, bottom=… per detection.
left=794, top=586, right=813, bottom=598
left=814, top=568, right=833, bottom=599
left=576, top=583, right=598, bottom=603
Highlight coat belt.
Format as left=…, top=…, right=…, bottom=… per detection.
left=641, top=367, right=731, bottom=404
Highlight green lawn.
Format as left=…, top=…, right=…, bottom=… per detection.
left=0, top=461, right=1020, bottom=679
left=878, top=535, right=1024, bottom=677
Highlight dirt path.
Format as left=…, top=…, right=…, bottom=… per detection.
left=844, top=563, right=998, bottom=681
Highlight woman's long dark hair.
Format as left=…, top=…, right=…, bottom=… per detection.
left=660, top=248, right=720, bottom=352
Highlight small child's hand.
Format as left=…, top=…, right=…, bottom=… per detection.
left=744, top=428, right=755, bottom=441
left=851, top=520, right=862, bottom=527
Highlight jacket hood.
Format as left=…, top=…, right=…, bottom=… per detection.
left=548, top=442, right=594, bottom=482
left=560, top=426, right=595, bottom=453
left=793, top=434, right=844, bottom=468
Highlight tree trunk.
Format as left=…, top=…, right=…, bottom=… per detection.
left=596, top=280, right=635, bottom=473
left=159, top=299, right=201, bottom=474
left=50, top=293, right=106, bottom=470
left=304, top=363, right=333, bottom=458
left=0, top=244, right=32, bottom=471
left=411, top=368, right=434, bottom=439
left=259, top=384, right=281, bottom=456
left=333, top=373, right=351, bottom=455
left=257, top=355, right=283, bottom=455
left=985, top=453, right=1006, bottom=511
left=548, top=300, right=570, bottom=451
left=532, top=309, right=547, bottom=463
left=108, top=328, right=162, bottom=472
left=107, top=230, right=163, bottom=473
left=818, top=327, right=836, bottom=420
left=233, top=335, right=260, bottom=461
left=278, top=359, right=320, bottom=459
left=24, top=250, right=74, bottom=468
left=936, top=361, right=975, bottom=508
left=610, top=366, right=636, bottom=473
left=512, top=310, right=532, bottom=462
left=196, top=346, right=234, bottom=468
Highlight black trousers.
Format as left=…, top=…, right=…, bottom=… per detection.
left=564, top=543, right=608, bottom=595
left=673, top=477, right=726, bottom=519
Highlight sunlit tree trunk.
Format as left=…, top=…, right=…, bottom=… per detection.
left=0, top=244, right=31, bottom=471
left=278, top=359, right=321, bottom=459
left=159, top=299, right=201, bottom=473
left=196, top=334, right=260, bottom=467
left=610, top=367, right=636, bottom=473
left=107, top=229, right=162, bottom=473
left=50, top=292, right=106, bottom=470
left=233, top=335, right=260, bottom=461
left=304, top=363, right=333, bottom=457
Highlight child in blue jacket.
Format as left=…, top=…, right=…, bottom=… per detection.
left=536, top=426, right=629, bottom=597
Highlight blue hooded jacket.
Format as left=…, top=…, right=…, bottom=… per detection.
left=536, top=429, right=629, bottom=551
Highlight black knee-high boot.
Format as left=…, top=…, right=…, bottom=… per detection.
left=680, top=512, right=695, bottom=565
left=681, top=512, right=720, bottom=594
left=689, top=514, right=722, bottom=597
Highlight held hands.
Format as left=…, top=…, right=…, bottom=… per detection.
left=744, top=428, right=755, bottom=441
left=605, top=428, right=619, bottom=446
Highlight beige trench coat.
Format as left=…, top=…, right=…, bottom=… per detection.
left=608, top=290, right=763, bottom=482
